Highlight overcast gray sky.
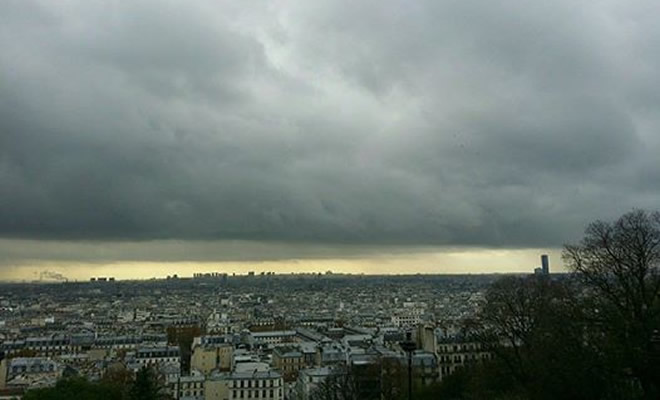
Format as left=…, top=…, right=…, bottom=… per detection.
left=1, top=0, right=659, bottom=278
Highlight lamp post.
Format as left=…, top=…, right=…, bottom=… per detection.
left=400, top=331, right=416, bottom=400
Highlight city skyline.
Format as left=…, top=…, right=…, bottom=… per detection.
left=0, top=239, right=561, bottom=281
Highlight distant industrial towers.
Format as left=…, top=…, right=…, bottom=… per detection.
left=534, top=254, right=550, bottom=275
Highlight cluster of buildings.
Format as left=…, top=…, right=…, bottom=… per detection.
left=0, top=273, right=501, bottom=399
left=533, top=254, right=551, bottom=275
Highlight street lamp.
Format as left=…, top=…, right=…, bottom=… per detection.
left=400, top=331, right=416, bottom=400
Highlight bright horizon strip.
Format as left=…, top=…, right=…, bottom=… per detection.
left=0, top=248, right=564, bottom=282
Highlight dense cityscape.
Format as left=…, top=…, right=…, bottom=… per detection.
left=0, top=268, right=511, bottom=399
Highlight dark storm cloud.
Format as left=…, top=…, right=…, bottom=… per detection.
left=0, top=239, right=407, bottom=264
left=1, top=0, right=660, bottom=249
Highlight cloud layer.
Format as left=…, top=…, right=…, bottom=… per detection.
left=2, top=0, right=660, bottom=251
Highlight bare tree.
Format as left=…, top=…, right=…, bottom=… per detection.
left=563, top=209, right=660, bottom=399
left=477, top=277, right=580, bottom=382
left=475, top=275, right=621, bottom=399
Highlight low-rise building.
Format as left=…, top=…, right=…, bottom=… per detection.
left=1, top=358, right=61, bottom=391
left=173, top=374, right=205, bottom=400
left=135, top=346, right=181, bottom=368
left=227, top=370, right=283, bottom=400
left=252, top=331, right=297, bottom=345
left=191, top=343, right=233, bottom=374
left=272, top=346, right=304, bottom=382
left=429, top=328, right=491, bottom=380
left=205, top=371, right=284, bottom=400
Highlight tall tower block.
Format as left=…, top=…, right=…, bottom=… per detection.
left=541, top=254, right=549, bottom=275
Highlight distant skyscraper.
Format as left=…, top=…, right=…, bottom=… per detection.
left=541, top=254, right=549, bottom=275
